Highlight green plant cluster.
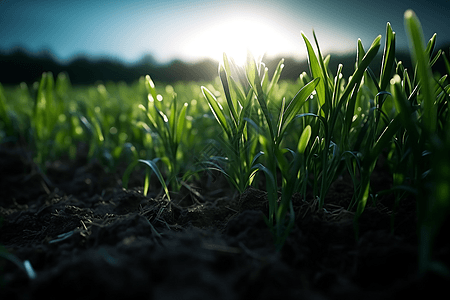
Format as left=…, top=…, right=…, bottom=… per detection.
left=0, top=10, right=449, bottom=277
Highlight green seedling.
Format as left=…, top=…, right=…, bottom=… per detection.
left=245, top=51, right=319, bottom=249
left=301, top=30, right=381, bottom=213
left=201, top=53, right=264, bottom=193
left=390, top=9, right=449, bottom=276
left=123, top=75, right=189, bottom=198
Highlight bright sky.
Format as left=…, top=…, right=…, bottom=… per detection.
left=1, top=0, right=449, bottom=65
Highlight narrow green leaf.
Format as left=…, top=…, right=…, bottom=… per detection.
left=222, top=52, right=246, bottom=108
left=404, top=9, right=436, bottom=133
left=222, top=52, right=231, bottom=75
left=302, top=32, right=326, bottom=111
left=313, top=31, right=333, bottom=104
left=250, top=151, right=265, bottom=166
left=146, top=95, right=159, bottom=129
left=297, top=125, right=312, bottom=154
left=279, top=77, right=320, bottom=142
left=391, top=74, right=420, bottom=140
left=323, top=54, right=331, bottom=75
left=226, top=54, right=250, bottom=95
left=332, top=64, right=344, bottom=107
left=252, top=162, right=277, bottom=226
left=356, top=39, right=366, bottom=67
left=442, top=52, right=450, bottom=76
left=344, top=84, right=359, bottom=134
left=430, top=49, right=442, bottom=68
left=169, top=93, right=177, bottom=141
left=219, top=64, right=239, bottom=128
left=145, top=75, right=158, bottom=103
left=261, top=66, right=270, bottom=95
left=275, top=147, right=290, bottom=180
left=176, top=103, right=188, bottom=144
left=369, top=115, right=402, bottom=164
left=246, top=51, right=260, bottom=88
left=235, top=88, right=254, bottom=138
left=92, top=112, right=104, bottom=143
left=247, top=53, right=275, bottom=140
left=396, top=60, right=404, bottom=76
left=139, top=159, right=170, bottom=200
left=380, top=22, right=396, bottom=91
left=267, top=59, right=285, bottom=98
left=425, top=33, right=437, bottom=58
left=202, top=86, right=232, bottom=139
left=355, top=114, right=403, bottom=226
left=339, top=35, right=381, bottom=107
left=276, top=97, right=286, bottom=140
left=151, top=101, right=170, bottom=141
left=229, top=79, right=246, bottom=112
left=356, top=180, right=370, bottom=218
left=403, top=68, right=412, bottom=97
left=344, top=84, right=358, bottom=134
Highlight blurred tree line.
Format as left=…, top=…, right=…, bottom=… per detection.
left=1, top=44, right=448, bottom=86
left=0, top=48, right=220, bottom=85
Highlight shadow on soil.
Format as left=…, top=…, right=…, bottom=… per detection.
left=0, top=144, right=448, bottom=299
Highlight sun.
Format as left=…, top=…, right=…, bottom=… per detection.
left=183, top=14, right=295, bottom=66
left=210, top=18, right=271, bottom=65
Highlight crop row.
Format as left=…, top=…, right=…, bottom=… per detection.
left=1, top=10, right=449, bottom=276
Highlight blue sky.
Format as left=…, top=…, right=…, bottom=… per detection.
left=1, top=0, right=449, bottom=64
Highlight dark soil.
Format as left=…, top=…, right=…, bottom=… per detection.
left=0, top=143, right=448, bottom=299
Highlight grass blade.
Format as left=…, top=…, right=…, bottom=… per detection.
left=139, top=158, right=170, bottom=200
left=176, top=103, right=188, bottom=144
left=313, top=31, right=333, bottom=103
left=297, top=125, right=312, bottom=154
left=425, top=33, right=437, bottom=58
left=442, top=52, right=450, bottom=76
left=267, top=59, right=285, bottom=98
left=404, top=9, right=436, bottom=133
left=302, top=32, right=326, bottom=113
left=391, top=75, right=420, bottom=140
left=356, top=39, right=366, bottom=67
left=202, top=86, right=232, bottom=139
left=344, top=83, right=359, bottom=135
left=339, top=35, right=381, bottom=107
left=252, top=162, right=277, bottom=226
left=380, top=23, right=396, bottom=91
left=219, top=64, right=239, bottom=128
left=279, top=78, right=320, bottom=143
left=247, top=52, right=275, bottom=141
left=169, top=93, right=177, bottom=142
left=145, top=75, right=158, bottom=105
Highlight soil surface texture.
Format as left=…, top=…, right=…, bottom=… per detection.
left=0, top=143, right=448, bottom=299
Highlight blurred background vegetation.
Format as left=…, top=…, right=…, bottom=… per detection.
left=1, top=42, right=449, bottom=86
left=0, top=46, right=437, bottom=86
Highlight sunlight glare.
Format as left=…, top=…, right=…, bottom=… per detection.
left=183, top=14, right=295, bottom=66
